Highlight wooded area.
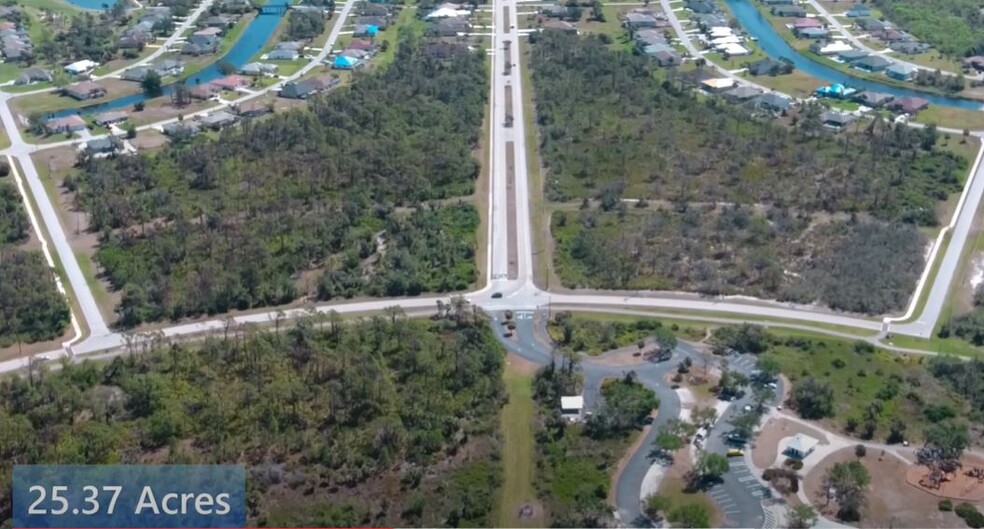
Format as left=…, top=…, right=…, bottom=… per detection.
left=553, top=206, right=924, bottom=314
left=0, top=314, right=505, bottom=527
left=873, top=0, right=984, bottom=57
left=532, top=361, right=657, bottom=526
left=67, top=36, right=487, bottom=326
left=532, top=32, right=967, bottom=314
left=0, top=183, right=69, bottom=346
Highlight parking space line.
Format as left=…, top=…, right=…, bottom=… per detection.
left=738, top=475, right=757, bottom=482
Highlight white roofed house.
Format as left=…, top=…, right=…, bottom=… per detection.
left=560, top=395, right=585, bottom=422
left=783, top=433, right=820, bottom=459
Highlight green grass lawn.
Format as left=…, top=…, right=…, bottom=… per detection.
left=545, top=313, right=681, bottom=355
left=497, top=365, right=540, bottom=528
left=914, top=106, right=984, bottom=132
left=655, top=475, right=721, bottom=527
left=763, top=331, right=965, bottom=442
left=0, top=127, right=8, bottom=150
left=745, top=69, right=823, bottom=98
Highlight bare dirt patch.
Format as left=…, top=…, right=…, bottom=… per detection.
left=804, top=447, right=964, bottom=528
left=753, top=416, right=830, bottom=470
left=506, top=351, right=540, bottom=376
left=905, top=453, right=984, bottom=502
left=131, top=129, right=168, bottom=151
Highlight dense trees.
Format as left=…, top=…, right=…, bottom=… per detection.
left=286, top=10, right=326, bottom=40
left=34, top=12, right=120, bottom=64
left=553, top=207, right=925, bottom=314
left=585, top=372, right=659, bottom=438
left=0, top=314, right=505, bottom=527
left=67, top=38, right=487, bottom=326
left=0, top=184, right=69, bottom=346
left=823, top=460, right=870, bottom=521
left=873, top=0, right=984, bottom=57
left=790, top=377, right=835, bottom=419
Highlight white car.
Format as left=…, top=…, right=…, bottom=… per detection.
left=743, top=405, right=752, bottom=412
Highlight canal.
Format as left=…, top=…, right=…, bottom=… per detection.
left=54, top=0, right=289, bottom=117
left=724, top=0, right=984, bottom=111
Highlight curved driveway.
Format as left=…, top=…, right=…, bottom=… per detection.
left=490, top=309, right=768, bottom=528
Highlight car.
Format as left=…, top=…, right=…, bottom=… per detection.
left=776, top=404, right=783, bottom=411
left=743, top=405, right=752, bottom=412
left=725, top=433, right=746, bottom=445
left=491, top=292, right=503, bottom=298
left=727, top=448, right=744, bottom=457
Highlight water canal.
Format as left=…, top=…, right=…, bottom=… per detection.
left=724, top=0, right=984, bottom=111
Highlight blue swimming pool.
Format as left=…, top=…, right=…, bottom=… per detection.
left=64, top=0, right=119, bottom=10
left=725, top=0, right=984, bottom=111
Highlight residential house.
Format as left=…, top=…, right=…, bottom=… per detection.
left=701, top=77, right=736, bottom=92
left=965, top=56, right=984, bottom=73
left=189, top=84, right=222, bottom=99
left=541, top=19, right=577, bottom=33
left=121, top=66, right=153, bottom=81
left=811, top=41, right=852, bottom=55
left=195, top=26, right=224, bottom=37
left=624, top=12, right=658, bottom=30
left=695, top=13, right=728, bottom=30
left=651, top=49, right=681, bottom=67
left=361, top=4, right=390, bottom=16
left=854, top=54, right=892, bottom=72
left=752, top=92, right=791, bottom=113
left=357, top=16, right=388, bottom=29
left=747, top=58, right=791, bottom=76
left=44, top=115, right=87, bottom=134
left=771, top=5, right=805, bottom=17
left=820, top=110, right=856, bottom=130
left=837, top=48, right=869, bottom=62
left=796, top=26, right=828, bottom=39
left=428, top=17, right=468, bottom=37
left=854, top=18, right=885, bottom=32
left=347, top=38, right=374, bottom=51
left=64, top=81, right=107, bottom=100
left=885, top=62, right=917, bottom=81
left=182, top=34, right=219, bottom=55
left=119, top=35, right=148, bottom=49
left=792, top=17, right=823, bottom=30
left=890, top=41, right=930, bottom=55
left=162, top=121, right=201, bottom=138
left=240, top=62, right=278, bottom=76
left=424, top=41, right=468, bottom=59
left=14, top=68, right=52, bottom=85
left=425, top=3, right=471, bottom=18
left=685, top=0, right=716, bottom=14
left=267, top=48, right=299, bottom=60
left=853, top=91, right=893, bottom=108
left=219, top=0, right=253, bottom=13
left=874, top=28, right=906, bottom=42
left=280, top=74, right=339, bottom=99
left=65, top=60, right=98, bottom=75
left=845, top=5, right=870, bottom=17
left=540, top=4, right=568, bottom=18
left=889, top=96, right=929, bottom=114
left=341, top=48, right=370, bottom=60
left=200, top=110, right=238, bottom=130
left=84, top=136, right=123, bottom=156
left=643, top=43, right=674, bottom=56
left=203, top=14, right=237, bottom=28
left=276, top=41, right=305, bottom=51
left=723, top=85, right=762, bottom=102
left=93, top=111, right=128, bottom=126
left=154, top=59, right=185, bottom=76
left=211, top=74, right=251, bottom=91
left=235, top=101, right=271, bottom=118
left=354, top=23, right=380, bottom=37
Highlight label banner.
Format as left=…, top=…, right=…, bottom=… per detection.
left=12, top=465, right=246, bottom=528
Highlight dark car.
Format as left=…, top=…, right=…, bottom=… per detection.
left=491, top=292, right=503, bottom=298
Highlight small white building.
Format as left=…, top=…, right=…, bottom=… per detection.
left=65, top=59, right=99, bottom=75
left=813, top=41, right=853, bottom=55
left=560, top=395, right=585, bottom=422
left=717, top=42, right=751, bottom=56
left=783, top=433, right=820, bottom=459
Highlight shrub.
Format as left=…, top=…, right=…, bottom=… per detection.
left=855, top=444, right=867, bottom=457
left=940, top=500, right=953, bottom=511
left=783, top=458, right=803, bottom=470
